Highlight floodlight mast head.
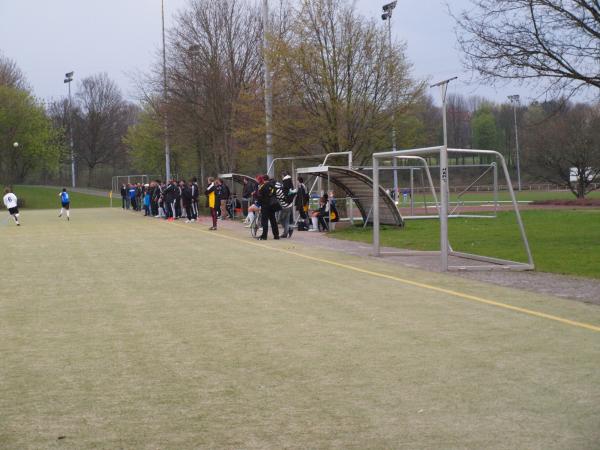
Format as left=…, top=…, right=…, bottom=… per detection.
left=381, top=1, right=397, bottom=19
left=64, top=71, right=74, bottom=84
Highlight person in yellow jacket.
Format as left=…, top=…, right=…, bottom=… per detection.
left=205, top=177, right=217, bottom=230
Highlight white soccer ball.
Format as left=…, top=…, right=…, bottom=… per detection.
left=13, top=142, right=19, bottom=148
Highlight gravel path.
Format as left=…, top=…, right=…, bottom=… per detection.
left=216, top=218, right=600, bottom=306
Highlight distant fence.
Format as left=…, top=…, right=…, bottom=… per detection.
left=404, top=182, right=599, bottom=195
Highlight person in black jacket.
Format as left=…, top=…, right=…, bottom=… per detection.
left=257, top=175, right=280, bottom=240
left=181, top=181, right=194, bottom=223
left=217, top=178, right=231, bottom=220
left=295, top=176, right=309, bottom=229
left=163, top=180, right=177, bottom=221
left=120, top=184, right=127, bottom=209
left=191, top=177, right=200, bottom=221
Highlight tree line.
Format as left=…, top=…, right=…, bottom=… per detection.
left=0, top=0, right=598, bottom=197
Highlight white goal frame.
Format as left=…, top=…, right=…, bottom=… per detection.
left=372, top=146, right=534, bottom=272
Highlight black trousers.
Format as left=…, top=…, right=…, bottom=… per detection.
left=261, top=207, right=279, bottom=239
left=192, top=199, right=199, bottom=219
left=185, top=204, right=193, bottom=221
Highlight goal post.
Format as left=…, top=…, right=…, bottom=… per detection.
left=372, top=146, right=534, bottom=272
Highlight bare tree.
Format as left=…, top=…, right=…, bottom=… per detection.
left=74, top=74, right=136, bottom=186
left=453, top=0, right=600, bottom=97
left=165, top=0, right=263, bottom=174
left=524, top=101, right=600, bottom=197
left=0, top=53, right=28, bottom=90
left=273, top=0, right=423, bottom=164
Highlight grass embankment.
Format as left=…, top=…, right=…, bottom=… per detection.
left=2, top=185, right=113, bottom=209
left=332, top=210, right=600, bottom=279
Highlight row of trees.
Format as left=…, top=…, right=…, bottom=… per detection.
left=0, top=51, right=136, bottom=186
left=1, top=0, right=598, bottom=196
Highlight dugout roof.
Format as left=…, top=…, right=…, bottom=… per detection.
left=296, top=166, right=404, bottom=226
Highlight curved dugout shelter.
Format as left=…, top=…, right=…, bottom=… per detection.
left=218, top=173, right=258, bottom=190
left=295, top=166, right=404, bottom=226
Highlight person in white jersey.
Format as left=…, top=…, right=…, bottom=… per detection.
left=58, top=188, right=71, bottom=221
left=3, top=187, right=20, bottom=226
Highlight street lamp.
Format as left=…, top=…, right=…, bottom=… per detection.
left=382, top=1, right=398, bottom=201
left=64, top=71, right=75, bottom=188
left=161, top=0, right=172, bottom=182
left=508, top=94, right=522, bottom=191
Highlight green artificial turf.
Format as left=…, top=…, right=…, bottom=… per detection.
left=1, top=209, right=599, bottom=449
left=332, top=210, right=600, bottom=279
left=2, top=185, right=114, bottom=209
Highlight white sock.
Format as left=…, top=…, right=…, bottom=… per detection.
left=66, top=210, right=70, bottom=218
left=14, top=214, right=19, bottom=224
left=59, top=208, right=64, bottom=216
left=312, top=217, right=318, bottom=229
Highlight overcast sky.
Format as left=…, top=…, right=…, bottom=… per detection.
left=0, top=0, right=534, bottom=104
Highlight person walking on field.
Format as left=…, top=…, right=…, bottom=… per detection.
left=205, top=177, right=218, bottom=230
left=3, top=187, right=20, bottom=226
left=58, top=188, right=71, bottom=221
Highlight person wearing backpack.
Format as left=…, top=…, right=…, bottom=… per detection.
left=295, top=176, right=309, bottom=231
left=279, top=171, right=296, bottom=238
left=257, top=175, right=280, bottom=240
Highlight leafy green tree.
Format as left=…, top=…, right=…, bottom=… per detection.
left=471, top=106, right=499, bottom=150
left=0, top=86, right=60, bottom=184
left=124, top=107, right=164, bottom=174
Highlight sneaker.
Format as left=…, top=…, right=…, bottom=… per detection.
left=308, top=228, right=319, bottom=232
left=287, top=229, right=294, bottom=238
left=274, top=236, right=280, bottom=240
left=185, top=220, right=190, bottom=223
left=67, top=217, right=70, bottom=221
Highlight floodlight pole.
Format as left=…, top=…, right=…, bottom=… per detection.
left=161, top=0, right=172, bottom=182
left=68, top=78, right=75, bottom=188
left=382, top=2, right=398, bottom=201
left=508, top=95, right=521, bottom=191
left=188, top=44, right=205, bottom=185
left=431, top=77, right=457, bottom=271
left=262, top=0, right=274, bottom=177
left=64, top=72, right=75, bottom=188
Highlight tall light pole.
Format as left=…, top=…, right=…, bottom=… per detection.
left=508, top=94, right=521, bottom=191
left=262, top=0, right=274, bottom=177
left=188, top=44, right=205, bottom=184
left=382, top=1, right=398, bottom=201
left=161, top=0, right=172, bottom=181
left=431, top=76, right=457, bottom=272
left=63, top=71, right=75, bottom=188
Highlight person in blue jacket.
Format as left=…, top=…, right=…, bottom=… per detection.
left=58, top=188, right=71, bottom=221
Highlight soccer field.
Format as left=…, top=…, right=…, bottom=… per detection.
left=1, top=209, right=599, bottom=449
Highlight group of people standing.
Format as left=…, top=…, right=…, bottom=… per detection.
left=120, top=179, right=201, bottom=222
left=121, top=171, right=337, bottom=240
